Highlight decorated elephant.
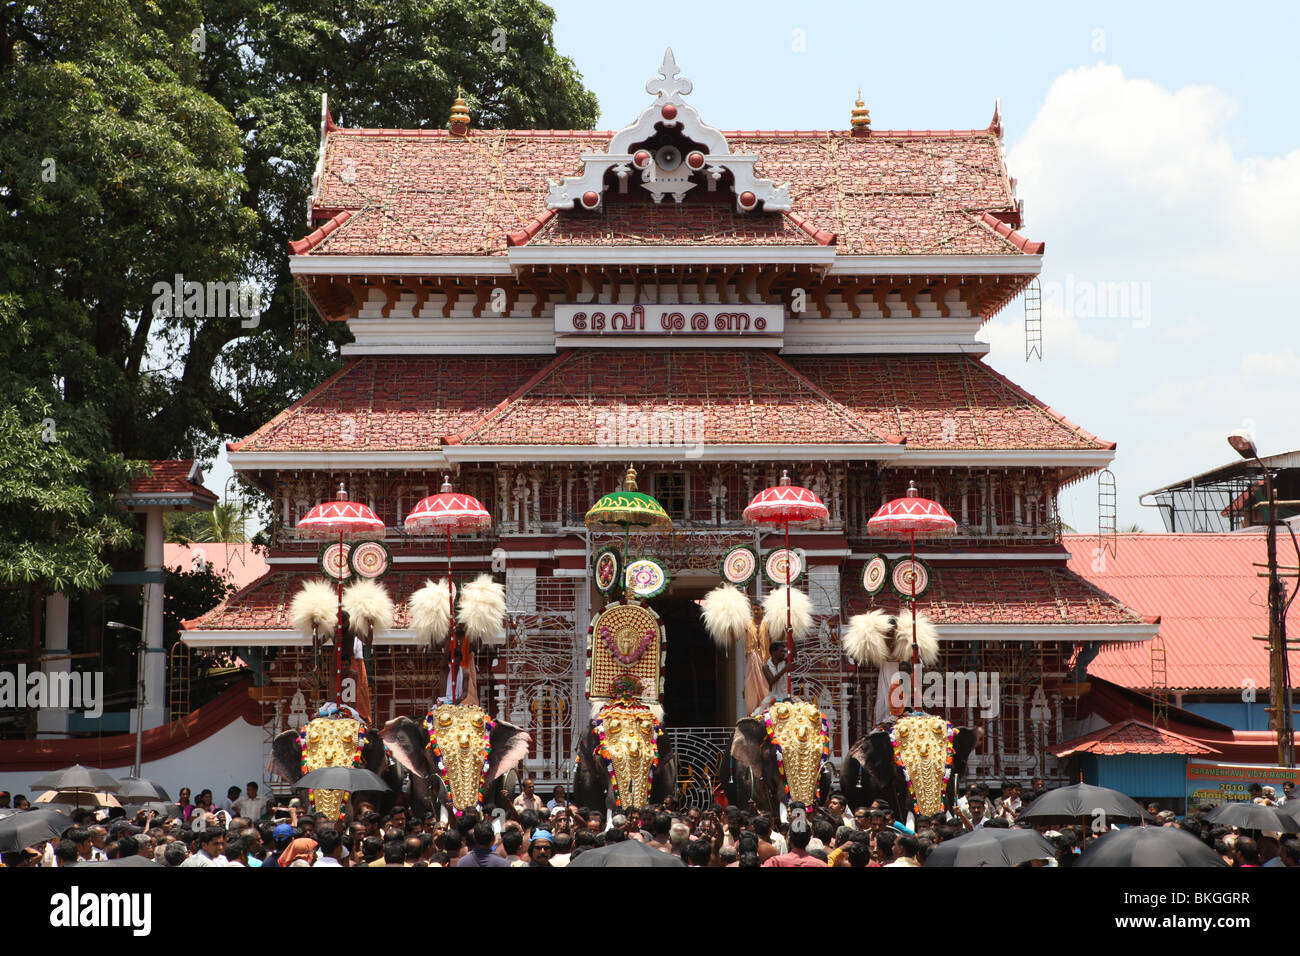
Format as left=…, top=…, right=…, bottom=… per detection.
left=840, top=715, right=981, bottom=818
left=573, top=701, right=678, bottom=814
left=269, top=707, right=401, bottom=820
left=731, top=699, right=834, bottom=820
left=381, top=704, right=531, bottom=821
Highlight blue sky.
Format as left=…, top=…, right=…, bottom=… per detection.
left=209, top=2, right=1300, bottom=534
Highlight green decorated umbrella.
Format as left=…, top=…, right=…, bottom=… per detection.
left=585, top=468, right=673, bottom=592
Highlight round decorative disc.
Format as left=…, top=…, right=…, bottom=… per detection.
left=349, top=540, right=391, bottom=579
left=764, top=548, right=804, bottom=586
left=594, top=548, right=622, bottom=595
left=890, top=558, right=931, bottom=599
left=624, top=558, right=670, bottom=599
left=720, top=546, right=758, bottom=586
left=319, top=542, right=352, bottom=580
left=862, top=555, right=888, bottom=596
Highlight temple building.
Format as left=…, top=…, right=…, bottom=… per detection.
left=181, top=51, right=1157, bottom=799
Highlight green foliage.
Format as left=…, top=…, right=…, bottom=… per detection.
left=167, top=500, right=250, bottom=543
left=164, top=563, right=234, bottom=647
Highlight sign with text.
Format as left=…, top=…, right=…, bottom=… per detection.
left=1185, top=760, right=1300, bottom=808
left=554, top=303, right=784, bottom=336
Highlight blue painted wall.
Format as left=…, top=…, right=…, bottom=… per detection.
left=1080, top=754, right=1187, bottom=799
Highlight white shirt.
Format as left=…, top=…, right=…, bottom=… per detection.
left=233, top=794, right=269, bottom=820
left=315, top=856, right=343, bottom=867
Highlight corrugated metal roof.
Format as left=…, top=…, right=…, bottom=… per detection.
left=1065, top=533, right=1300, bottom=692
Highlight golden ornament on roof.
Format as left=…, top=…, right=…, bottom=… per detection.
left=449, top=89, right=471, bottom=128
left=851, top=90, right=871, bottom=130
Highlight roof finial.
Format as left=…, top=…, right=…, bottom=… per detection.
left=851, top=89, right=871, bottom=136
left=646, top=47, right=692, bottom=100
left=449, top=87, right=470, bottom=137
left=623, top=467, right=639, bottom=492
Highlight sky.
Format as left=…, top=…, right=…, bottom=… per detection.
left=206, top=1, right=1300, bottom=533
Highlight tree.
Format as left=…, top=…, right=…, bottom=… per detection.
left=167, top=501, right=251, bottom=544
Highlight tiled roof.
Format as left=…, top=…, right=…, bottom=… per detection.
left=232, top=356, right=552, bottom=452
left=233, top=354, right=1108, bottom=454
left=845, top=566, right=1146, bottom=626
left=123, top=460, right=218, bottom=503
left=446, top=349, right=894, bottom=447
left=787, top=355, right=1113, bottom=450
left=1051, top=719, right=1220, bottom=757
left=1065, top=533, right=1300, bottom=692
left=301, top=128, right=1030, bottom=257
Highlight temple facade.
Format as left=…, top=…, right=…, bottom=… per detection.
left=183, top=52, right=1154, bottom=802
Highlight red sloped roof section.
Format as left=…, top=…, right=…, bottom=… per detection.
left=1052, top=718, right=1220, bottom=757
left=127, top=460, right=218, bottom=503
left=1065, top=533, right=1300, bottom=691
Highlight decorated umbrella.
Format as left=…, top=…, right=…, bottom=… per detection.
left=866, top=480, right=956, bottom=707
left=743, top=470, right=828, bottom=696
left=585, top=468, right=673, bottom=589
left=296, top=483, right=385, bottom=702
left=404, top=476, right=492, bottom=696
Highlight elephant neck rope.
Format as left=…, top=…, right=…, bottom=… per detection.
left=762, top=699, right=830, bottom=804
left=424, top=706, right=495, bottom=816
left=594, top=702, right=661, bottom=810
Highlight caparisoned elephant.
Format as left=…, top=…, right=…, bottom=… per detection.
left=382, top=704, right=531, bottom=821
left=573, top=702, right=678, bottom=814
left=269, top=711, right=401, bottom=819
left=841, top=715, right=980, bottom=819
left=731, top=699, right=834, bottom=820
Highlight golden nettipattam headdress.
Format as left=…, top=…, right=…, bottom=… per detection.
left=299, top=716, right=366, bottom=820
left=594, top=701, right=661, bottom=809
left=763, top=699, right=829, bottom=806
left=889, top=713, right=955, bottom=816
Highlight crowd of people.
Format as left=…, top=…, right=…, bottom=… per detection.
left=2, top=775, right=1297, bottom=868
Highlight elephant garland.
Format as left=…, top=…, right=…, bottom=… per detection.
left=382, top=704, right=531, bottom=820
left=841, top=714, right=981, bottom=819
left=269, top=706, right=398, bottom=819
left=573, top=701, right=678, bottom=812
left=731, top=699, right=834, bottom=818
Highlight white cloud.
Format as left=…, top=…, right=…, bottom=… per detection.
left=982, top=301, right=1121, bottom=368
left=1240, top=350, right=1300, bottom=377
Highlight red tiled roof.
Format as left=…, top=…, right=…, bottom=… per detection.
left=232, top=356, right=552, bottom=453
left=233, top=354, right=1108, bottom=454
left=788, top=355, right=1113, bottom=450
left=1066, top=533, right=1300, bottom=692
left=846, top=566, right=1146, bottom=626
left=124, top=460, right=218, bottom=503
left=299, top=128, right=1031, bottom=257
left=1051, top=719, right=1220, bottom=757
left=446, top=349, right=894, bottom=447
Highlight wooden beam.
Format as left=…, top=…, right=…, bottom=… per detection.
left=841, top=278, right=865, bottom=318
left=380, top=280, right=402, bottom=318
left=871, top=281, right=892, bottom=318
left=438, top=278, right=459, bottom=318
left=716, top=265, right=740, bottom=304
left=472, top=281, right=492, bottom=318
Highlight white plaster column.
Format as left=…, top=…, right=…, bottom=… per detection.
left=36, top=592, right=70, bottom=735
left=141, top=507, right=168, bottom=730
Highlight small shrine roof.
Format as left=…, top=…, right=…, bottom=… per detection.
left=119, top=460, right=219, bottom=510
left=1051, top=719, right=1220, bottom=757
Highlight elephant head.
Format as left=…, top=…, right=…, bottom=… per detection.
left=381, top=705, right=531, bottom=819
left=731, top=699, right=833, bottom=817
left=573, top=702, right=677, bottom=812
left=842, top=716, right=980, bottom=818
left=269, top=712, right=394, bottom=819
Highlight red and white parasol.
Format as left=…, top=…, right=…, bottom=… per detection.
left=297, top=484, right=386, bottom=703
left=744, top=471, right=828, bottom=695
left=866, top=480, right=956, bottom=707
left=403, top=478, right=492, bottom=699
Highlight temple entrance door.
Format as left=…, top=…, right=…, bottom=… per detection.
left=652, top=595, right=736, bottom=727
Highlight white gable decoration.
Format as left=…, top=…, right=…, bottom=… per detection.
left=546, top=48, right=793, bottom=214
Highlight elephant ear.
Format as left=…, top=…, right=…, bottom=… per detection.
left=269, top=729, right=303, bottom=784
left=864, top=728, right=896, bottom=783
left=485, top=719, right=532, bottom=782
left=731, top=717, right=767, bottom=776
left=952, top=726, right=979, bottom=779
left=380, top=715, right=430, bottom=779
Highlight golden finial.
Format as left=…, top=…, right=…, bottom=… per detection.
left=449, top=88, right=470, bottom=135
left=851, top=89, right=871, bottom=134
left=623, top=467, right=639, bottom=492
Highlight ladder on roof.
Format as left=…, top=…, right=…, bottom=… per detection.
left=293, top=281, right=311, bottom=360
left=1098, top=469, right=1117, bottom=559
left=1150, top=633, right=1169, bottom=728
left=1024, top=278, right=1042, bottom=361
left=168, top=640, right=191, bottom=736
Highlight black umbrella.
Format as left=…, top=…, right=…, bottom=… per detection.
left=0, top=809, right=74, bottom=852
left=923, top=827, right=1058, bottom=867
left=567, top=840, right=686, bottom=868
left=123, top=801, right=182, bottom=819
left=82, top=855, right=161, bottom=867
left=30, top=764, right=122, bottom=793
left=1018, top=783, right=1148, bottom=825
left=116, top=777, right=171, bottom=802
left=1204, top=801, right=1296, bottom=833
left=1077, top=826, right=1228, bottom=867
left=295, top=766, right=390, bottom=793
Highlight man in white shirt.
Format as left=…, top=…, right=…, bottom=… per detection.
left=513, top=777, right=544, bottom=813
left=314, top=828, right=345, bottom=866
left=233, top=781, right=269, bottom=821
left=179, top=829, right=227, bottom=866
